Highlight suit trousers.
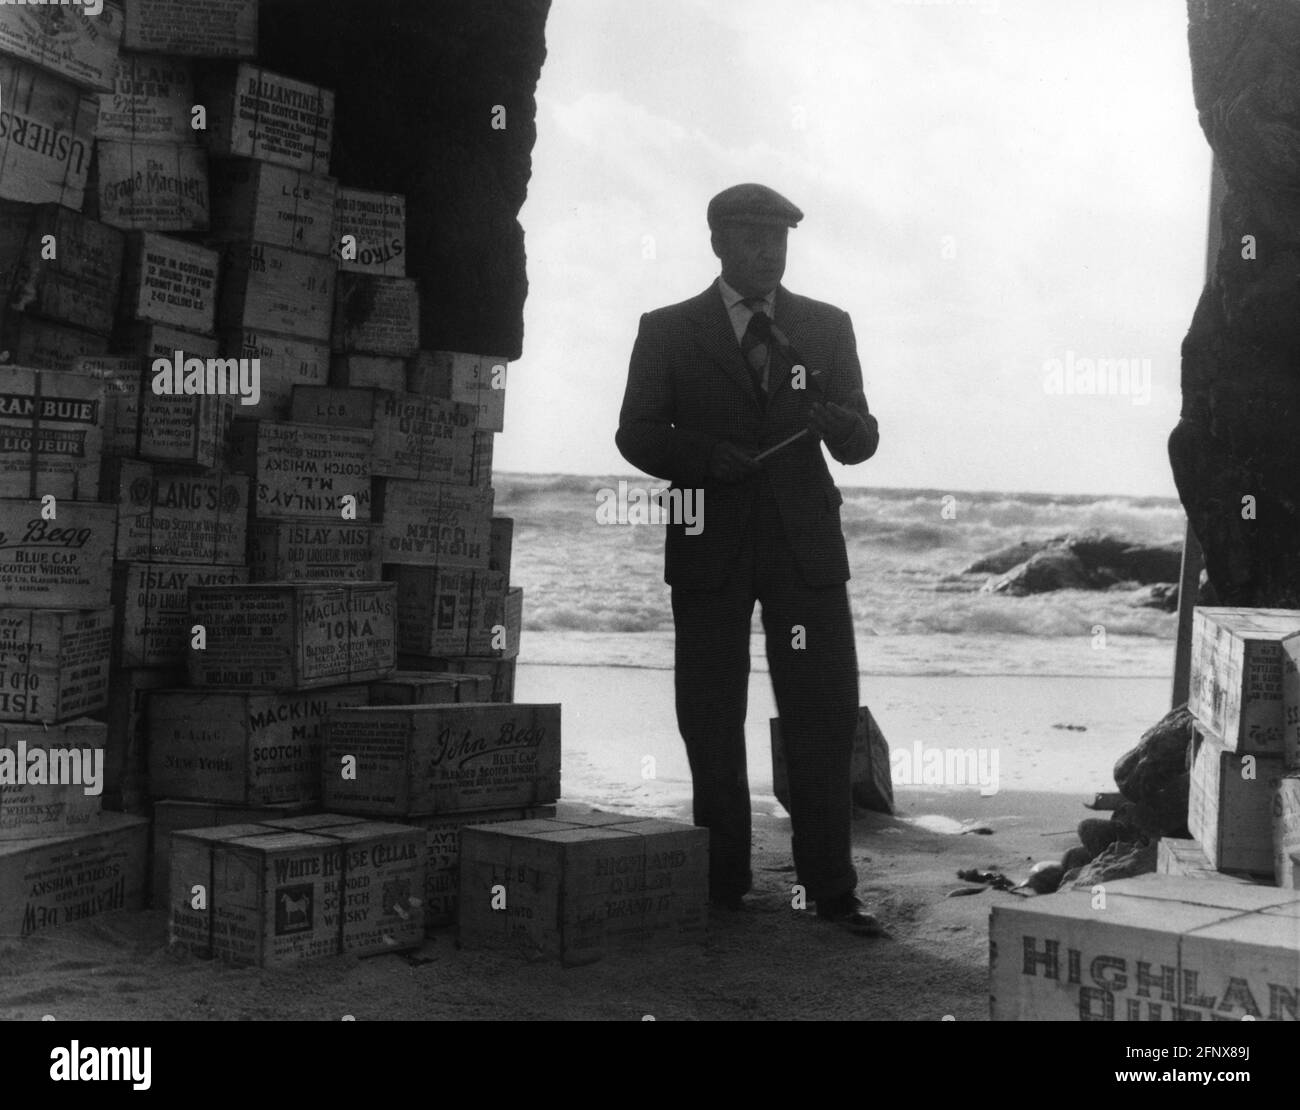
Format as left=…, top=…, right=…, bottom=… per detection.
left=670, top=473, right=860, bottom=903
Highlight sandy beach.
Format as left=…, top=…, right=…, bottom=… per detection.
left=0, top=662, right=1172, bottom=1022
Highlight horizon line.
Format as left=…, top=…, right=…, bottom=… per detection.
left=491, top=470, right=1185, bottom=505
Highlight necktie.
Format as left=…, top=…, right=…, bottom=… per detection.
left=740, top=298, right=770, bottom=406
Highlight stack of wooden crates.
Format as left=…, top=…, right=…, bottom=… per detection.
left=2, top=0, right=710, bottom=970
left=988, top=607, right=1300, bottom=1020
left=1180, top=608, right=1300, bottom=887
left=0, top=0, right=561, bottom=966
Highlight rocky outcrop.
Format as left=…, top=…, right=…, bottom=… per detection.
left=1113, top=706, right=1194, bottom=839
left=1169, top=0, right=1300, bottom=606
left=964, top=540, right=1051, bottom=576
left=1128, top=583, right=1180, bottom=611
left=1063, top=841, right=1159, bottom=890
left=260, top=0, right=551, bottom=359
left=974, top=532, right=1183, bottom=596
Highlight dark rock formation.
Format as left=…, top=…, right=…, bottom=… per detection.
left=1063, top=840, right=1159, bottom=890
left=1113, top=705, right=1195, bottom=839
left=1128, top=583, right=1180, bottom=611
left=1078, top=817, right=1123, bottom=857
left=976, top=532, right=1183, bottom=596
left=1170, top=0, right=1300, bottom=606
left=964, top=540, right=1051, bottom=575
left=1061, top=845, right=1094, bottom=871
left=259, top=0, right=551, bottom=359
left=984, top=548, right=1091, bottom=595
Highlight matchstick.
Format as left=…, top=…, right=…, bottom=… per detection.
left=755, top=429, right=809, bottom=462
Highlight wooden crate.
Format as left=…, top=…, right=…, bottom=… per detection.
left=0, top=366, right=106, bottom=500
left=168, top=817, right=423, bottom=964
left=88, top=330, right=226, bottom=464
left=1189, top=607, right=1300, bottom=756
left=374, top=478, right=493, bottom=569
left=0, top=60, right=98, bottom=209
left=90, top=139, right=209, bottom=231
left=208, top=159, right=336, bottom=256
left=471, top=431, right=494, bottom=487
left=489, top=517, right=513, bottom=576
left=388, top=566, right=476, bottom=657
left=0, top=609, right=112, bottom=723
left=90, top=663, right=180, bottom=813
left=169, top=826, right=341, bottom=965
left=150, top=798, right=314, bottom=908
left=368, top=671, right=493, bottom=707
left=112, top=561, right=248, bottom=668
left=0, top=200, right=26, bottom=297
left=466, top=579, right=521, bottom=659
left=291, top=386, right=474, bottom=482
left=113, top=321, right=218, bottom=362
left=0, top=812, right=147, bottom=938
left=187, top=582, right=396, bottom=690
left=406, top=805, right=556, bottom=930
left=219, top=241, right=335, bottom=342
left=198, top=63, right=333, bottom=175
left=0, top=317, right=108, bottom=368
left=220, top=327, right=329, bottom=420
left=322, top=703, right=560, bottom=817
left=0, top=2, right=124, bottom=93
left=149, top=685, right=369, bottom=805
left=249, top=520, right=380, bottom=583
left=771, top=706, right=894, bottom=815
left=328, top=354, right=405, bottom=392
left=0, top=720, right=104, bottom=840
left=331, top=187, right=405, bottom=277
left=1188, top=722, right=1283, bottom=875
left=230, top=418, right=372, bottom=521
left=102, top=459, right=248, bottom=564
left=95, top=52, right=197, bottom=143
left=308, top=820, right=424, bottom=955
left=119, top=231, right=219, bottom=334
left=123, top=0, right=258, bottom=57
left=407, top=350, right=507, bottom=433
left=1282, top=639, right=1300, bottom=769
left=397, top=655, right=516, bottom=703
left=0, top=499, right=115, bottom=608
left=458, top=817, right=709, bottom=965
left=97, top=366, right=231, bottom=468
left=0, top=204, right=124, bottom=334
left=331, top=274, right=418, bottom=357
left=1274, top=773, right=1300, bottom=890
left=1155, top=836, right=1263, bottom=884
left=990, top=875, right=1300, bottom=1020
left=83, top=349, right=230, bottom=468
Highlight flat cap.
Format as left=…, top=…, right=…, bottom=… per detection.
left=707, top=183, right=803, bottom=230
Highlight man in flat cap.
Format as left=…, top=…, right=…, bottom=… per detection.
left=616, top=183, right=881, bottom=934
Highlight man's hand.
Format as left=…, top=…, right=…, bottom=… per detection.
left=806, top=401, right=860, bottom=446
left=708, top=441, right=761, bottom=483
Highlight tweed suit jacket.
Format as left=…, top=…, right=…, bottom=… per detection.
left=616, top=279, right=879, bottom=590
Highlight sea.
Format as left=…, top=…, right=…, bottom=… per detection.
left=498, top=473, right=1186, bottom=680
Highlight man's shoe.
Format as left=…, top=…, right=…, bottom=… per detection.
left=814, top=892, right=882, bottom=936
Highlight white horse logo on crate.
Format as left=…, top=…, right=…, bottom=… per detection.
left=282, top=893, right=310, bottom=924
left=276, top=886, right=314, bottom=934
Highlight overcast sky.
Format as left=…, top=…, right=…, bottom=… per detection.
left=497, top=0, right=1211, bottom=498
